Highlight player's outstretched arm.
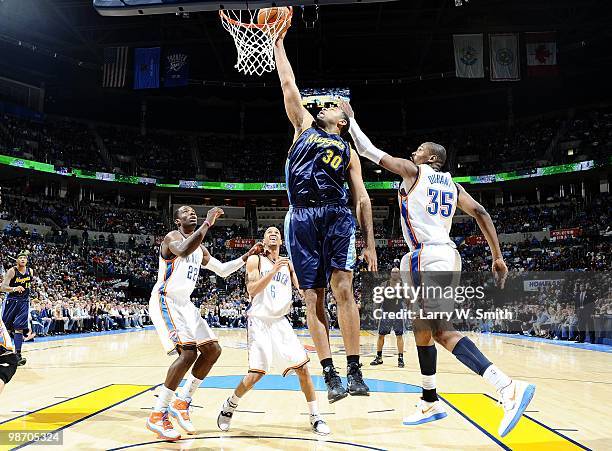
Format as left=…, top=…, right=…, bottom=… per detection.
left=201, top=242, right=264, bottom=278
left=339, top=100, right=417, bottom=179
left=348, top=149, right=378, bottom=271
left=274, top=32, right=313, bottom=138
left=456, top=184, right=508, bottom=288
left=245, top=255, right=288, bottom=298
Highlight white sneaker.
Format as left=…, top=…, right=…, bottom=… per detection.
left=498, top=380, right=536, bottom=437
left=167, top=397, right=196, bottom=434
left=402, top=399, right=448, bottom=426
left=310, top=415, right=331, bottom=435
left=146, top=411, right=181, bottom=441
left=217, top=398, right=237, bottom=432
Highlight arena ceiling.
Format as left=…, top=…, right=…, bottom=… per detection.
left=1, top=0, right=610, bottom=82
left=0, top=0, right=611, bottom=128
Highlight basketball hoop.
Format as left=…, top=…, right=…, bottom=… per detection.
left=219, top=7, right=293, bottom=76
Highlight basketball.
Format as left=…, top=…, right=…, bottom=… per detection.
left=257, top=7, right=291, bottom=33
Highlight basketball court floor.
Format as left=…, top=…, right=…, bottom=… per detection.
left=1, top=328, right=609, bottom=450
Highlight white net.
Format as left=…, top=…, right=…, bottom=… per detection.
left=219, top=8, right=293, bottom=76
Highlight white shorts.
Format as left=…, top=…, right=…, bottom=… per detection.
left=400, top=244, right=462, bottom=313
left=247, top=316, right=309, bottom=376
left=149, top=292, right=217, bottom=355
left=400, top=243, right=462, bottom=275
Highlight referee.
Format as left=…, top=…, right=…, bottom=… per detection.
left=370, top=268, right=406, bottom=368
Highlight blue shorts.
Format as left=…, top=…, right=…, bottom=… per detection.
left=2, top=299, right=29, bottom=331
left=284, top=204, right=357, bottom=289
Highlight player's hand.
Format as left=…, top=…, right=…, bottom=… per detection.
left=276, top=17, right=291, bottom=42
left=248, top=242, right=265, bottom=256
left=205, top=207, right=224, bottom=227
left=272, top=257, right=290, bottom=273
left=13, top=286, right=25, bottom=293
left=362, top=245, right=378, bottom=272
left=492, top=258, right=508, bottom=289
left=338, top=99, right=355, bottom=119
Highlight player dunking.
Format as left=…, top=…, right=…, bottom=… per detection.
left=341, top=101, right=535, bottom=437
left=217, top=227, right=330, bottom=436
left=147, top=205, right=263, bottom=440
left=274, top=30, right=377, bottom=402
left=1, top=251, right=33, bottom=366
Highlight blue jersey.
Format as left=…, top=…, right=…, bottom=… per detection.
left=6, top=267, right=31, bottom=302
left=285, top=126, right=351, bottom=206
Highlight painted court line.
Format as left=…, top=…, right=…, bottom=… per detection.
left=0, top=384, right=155, bottom=451
left=440, top=393, right=590, bottom=451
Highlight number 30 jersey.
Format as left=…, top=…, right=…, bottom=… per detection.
left=248, top=256, right=293, bottom=319
left=285, top=126, right=351, bottom=207
left=153, top=238, right=203, bottom=301
left=398, top=164, right=458, bottom=251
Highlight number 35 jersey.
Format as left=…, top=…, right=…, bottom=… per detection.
left=398, top=164, right=458, bottom=251
left=248, top=256, right=293, bottom=319
left=153, top=239, right=203, bottom=301
left=285, top=126, right=351, bottom=207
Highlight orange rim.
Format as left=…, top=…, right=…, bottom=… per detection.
left=219, top=6, right=293, bottom=30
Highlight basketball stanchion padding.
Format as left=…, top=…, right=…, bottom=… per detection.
left=220, top=7, right=293, bottom=76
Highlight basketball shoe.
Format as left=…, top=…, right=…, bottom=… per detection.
left=168, top=398, right=196, bottom=434
left=347, top=362, right=369, bottom=396
left=217, top=397, right=237, bottom=432
left=498, top=380, right=536, bottom=437
left=370, top=355, right=383, bottom=366
left=323, top=365, right=348, bottom=403
left=310, top=415, right=331, bottom=435
left=402, top=399, right=448, bottom=426
left=146, top=411, right=181, bottom=441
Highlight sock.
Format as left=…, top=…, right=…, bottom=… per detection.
left=227, top=393, right=241, bottom=408
left=179, top=373, right=203, bottom=401
left=154, top=385, right=174, bottom=413
left=347, top=355, right=359, bottom=366
left=451, top=337, right=492, bottom=376
left=482, top=365, right=512, bottom=392
left=14, top=332, right=23, bottom=353
left=307, top=400, right=319, bottom=416
left=417, top=345, right=438, bottom=402
left=376, top=351, right=383, bottom=358
left=320, top=358, right=333, bottom=369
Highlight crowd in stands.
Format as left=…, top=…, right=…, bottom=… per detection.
left=1, top=104, right=610, bottom=181
left=452, top=193, right=611, bottom=237
left=0, top=114, right=104, bottom=171
left=98, top=126, right=193, bottom=180
left=1, top=188, right=166, bottom=236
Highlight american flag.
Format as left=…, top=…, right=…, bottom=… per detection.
left=102, top=47, right=128, bottom=88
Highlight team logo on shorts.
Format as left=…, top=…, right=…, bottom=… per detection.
left=168, top=330, right=179, bottom=343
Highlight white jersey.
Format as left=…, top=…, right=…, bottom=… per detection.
left=152, top=239, right=203, bottom=301
left=248, top=256, right=292, bottom=319
left=398, top=164, right=457, bottom=251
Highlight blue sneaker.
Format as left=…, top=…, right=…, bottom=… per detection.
left=498, top=380, right=536, bottom=437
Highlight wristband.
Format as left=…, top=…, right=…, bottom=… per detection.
left=203, top=220, right=212, bottom=228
